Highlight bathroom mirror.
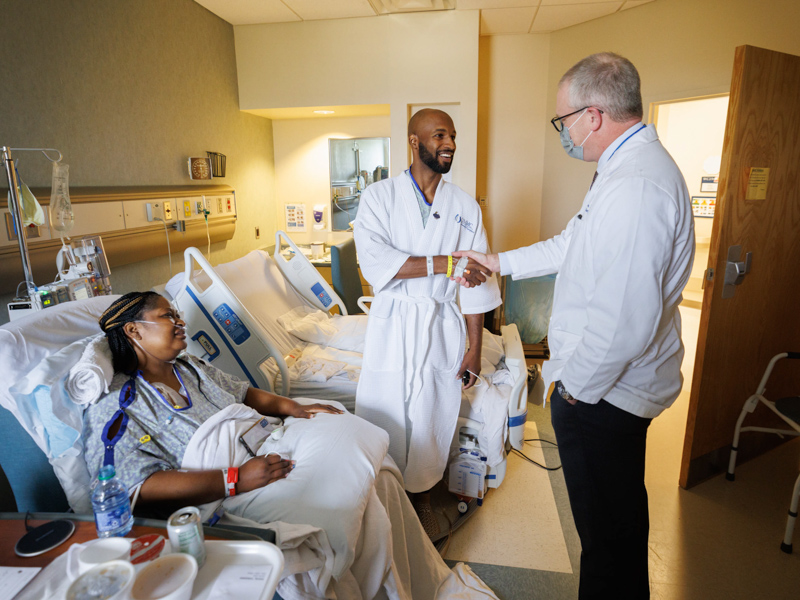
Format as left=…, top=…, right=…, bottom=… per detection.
left=329, top=137, right=390, bottom=231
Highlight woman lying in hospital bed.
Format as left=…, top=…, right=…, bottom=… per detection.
left=80, top=292, right=498, bottom=600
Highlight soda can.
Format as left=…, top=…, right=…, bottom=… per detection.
left=167, top=506, right=206, bottom=567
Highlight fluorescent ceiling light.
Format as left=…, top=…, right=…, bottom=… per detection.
left=313, top=110, right=335, bottom=114
left=369, top=0, right=455, bottom=15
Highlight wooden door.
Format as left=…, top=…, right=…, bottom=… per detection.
left=680, top=46, right=800, bottom=488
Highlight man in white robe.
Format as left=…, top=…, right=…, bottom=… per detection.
left=354, top=109, right=501, bottom=536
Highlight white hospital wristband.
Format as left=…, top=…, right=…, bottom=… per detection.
left=426, top=255, right=434, bottom=277
left=452, top=256, right=469, bottom=279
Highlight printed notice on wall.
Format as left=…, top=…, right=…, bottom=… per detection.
left=285, top=203, right=306, bottom=232
left=745, top=167, right=769, bottom=200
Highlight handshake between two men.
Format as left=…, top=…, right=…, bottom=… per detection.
left=451, top=250, right=500, bottom=289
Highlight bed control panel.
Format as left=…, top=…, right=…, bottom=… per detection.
left=310, top=282, right=333, bottom=308
left=212, top=303, right=251, bottom=345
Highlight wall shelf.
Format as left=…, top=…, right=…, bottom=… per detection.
left=0, top=185, right=236, bottom=295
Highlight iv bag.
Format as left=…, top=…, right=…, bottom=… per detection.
left=49, top=162, right=74, bottom=234
left=9, top=167, right=45, bottom=227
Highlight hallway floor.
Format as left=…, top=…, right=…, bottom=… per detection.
left=446, top=307, right=800, bottom=598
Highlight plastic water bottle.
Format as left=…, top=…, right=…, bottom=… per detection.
left=91, top=465, right=134, bottom=538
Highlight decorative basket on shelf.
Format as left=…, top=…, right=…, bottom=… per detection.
left=206, top=152, right=226, bottom=178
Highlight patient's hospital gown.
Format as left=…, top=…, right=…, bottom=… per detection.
left=82, top=354, right=249, bottom=493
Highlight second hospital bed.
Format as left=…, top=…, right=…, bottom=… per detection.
left=162, top=233, right=529, bottom=490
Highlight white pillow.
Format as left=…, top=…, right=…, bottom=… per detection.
left=279, top=306, right=368, bottom=353
left=0, top=296, right=118, bottom=418
left=0, top=295, right=119, bottom=514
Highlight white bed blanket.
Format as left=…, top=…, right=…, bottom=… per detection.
left=181, top=402, right=499, bottom=600
left=181, top=402, right=389, bottom=583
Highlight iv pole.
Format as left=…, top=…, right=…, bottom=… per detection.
left=1, top=146, right=63, bottom=300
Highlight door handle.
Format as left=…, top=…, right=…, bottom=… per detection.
left=722, top=245, right=752, bottom=299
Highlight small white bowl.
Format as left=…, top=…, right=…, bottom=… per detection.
left=131, top=553, right=198, bottom=600
left=78, top=538, right=132, bottom=575
left=67, top=560, right=135, bottom=600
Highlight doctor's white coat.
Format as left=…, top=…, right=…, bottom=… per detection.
left=354, top=173, right=501, bottom=492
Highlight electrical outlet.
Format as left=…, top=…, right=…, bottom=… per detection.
left=183, top=200, right=192, bottom=219
left=479, top=195, right=487, bottom=208
left=146, top=202, right=166, bottom=222
left=195, top=200, right=204, bottom=215
left=217, top=198, right=223, bottom=214
left=163, top=201, right=173, bottom=220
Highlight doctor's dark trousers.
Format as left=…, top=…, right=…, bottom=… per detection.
left=551, top=385, right=652, bottom=600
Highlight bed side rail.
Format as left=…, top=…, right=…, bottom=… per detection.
left=273, top=231, right=348, bottom=315
left=173, top=247, right=290, bottom=396
left=501, top=323, right=528, bottom=452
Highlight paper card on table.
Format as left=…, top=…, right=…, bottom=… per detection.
left=0, top=567, right=42, bottom=598
left=206, top=564, right=275, bottom=599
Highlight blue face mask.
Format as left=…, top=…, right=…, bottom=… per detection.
left=559, top=109, right=592, bottom=160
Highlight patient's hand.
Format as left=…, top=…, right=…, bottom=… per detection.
left=239, top=454, right=295, bottom=492
left=290, top=403, right=344, bottom=419
left=452, top=250, right=500, bottom=288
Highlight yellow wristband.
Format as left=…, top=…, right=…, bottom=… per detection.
left=446, top=255, right=453, bottom=278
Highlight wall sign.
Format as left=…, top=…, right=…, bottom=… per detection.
left=284, top=203, right=306, bottom=232
left=700, top=175, right=718, bottom=193
left=691, top=195, right=716, bottom=218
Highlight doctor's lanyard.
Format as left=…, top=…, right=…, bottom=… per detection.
left=606, top=123, right=647, bottom=163
left=406, top=168, right=433, bottom=206
left=100, top=367, right=193, bottom=467
left=582, top=123, right=647, bottom=219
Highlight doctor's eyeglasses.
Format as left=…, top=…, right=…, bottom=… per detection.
left=551, top=107, right=604, bottom=132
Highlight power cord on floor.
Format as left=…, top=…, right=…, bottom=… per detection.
left=511, top=437, right=563, bottom=471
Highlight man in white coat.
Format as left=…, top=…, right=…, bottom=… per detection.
left=354, top=109, right=501, bottom=536
left=455, top=54, right=694, bottom=598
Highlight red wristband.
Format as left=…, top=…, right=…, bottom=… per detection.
left=223, top=467, right=238, bottom=497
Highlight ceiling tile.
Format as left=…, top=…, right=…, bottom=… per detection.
left=531, top=2, right=621, bottom=32
left=620, top=0, right=654, bottom=10
left=480, top=6, right=537, bottom=34
left=194, top=0, right=300, bottom=25
left=457, top=0, right=540, bottom=9
left=286, top=0, right=377, bottom=20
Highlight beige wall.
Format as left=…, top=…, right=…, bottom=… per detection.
left=234, top=11, right=480, bottom=197
left=539, top=0, right=800, bottom=240
left=477, top=34, right=550, bottom=253
left=0, top=0, right=276, bottom=325
left=656, top=95, right=729, bottom=285
left=272, top=116, right=391, bottom=245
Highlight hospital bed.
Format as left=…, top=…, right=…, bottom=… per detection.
left=0, top=297, right=501, bottom=599
left=163, top=232, right=529, bottom=491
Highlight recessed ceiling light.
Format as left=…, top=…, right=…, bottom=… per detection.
left=313, top=110, right=335, bottom=115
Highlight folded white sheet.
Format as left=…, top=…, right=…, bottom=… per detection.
left=65, top=334, right=114, bottom=405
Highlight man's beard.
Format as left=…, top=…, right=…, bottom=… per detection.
left=418, top=141, right=452, bottom=174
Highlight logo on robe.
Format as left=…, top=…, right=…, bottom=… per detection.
left=454, top=214, right=475, bottom=233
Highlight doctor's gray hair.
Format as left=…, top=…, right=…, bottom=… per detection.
left=560, top=52, right=643, bottom=122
